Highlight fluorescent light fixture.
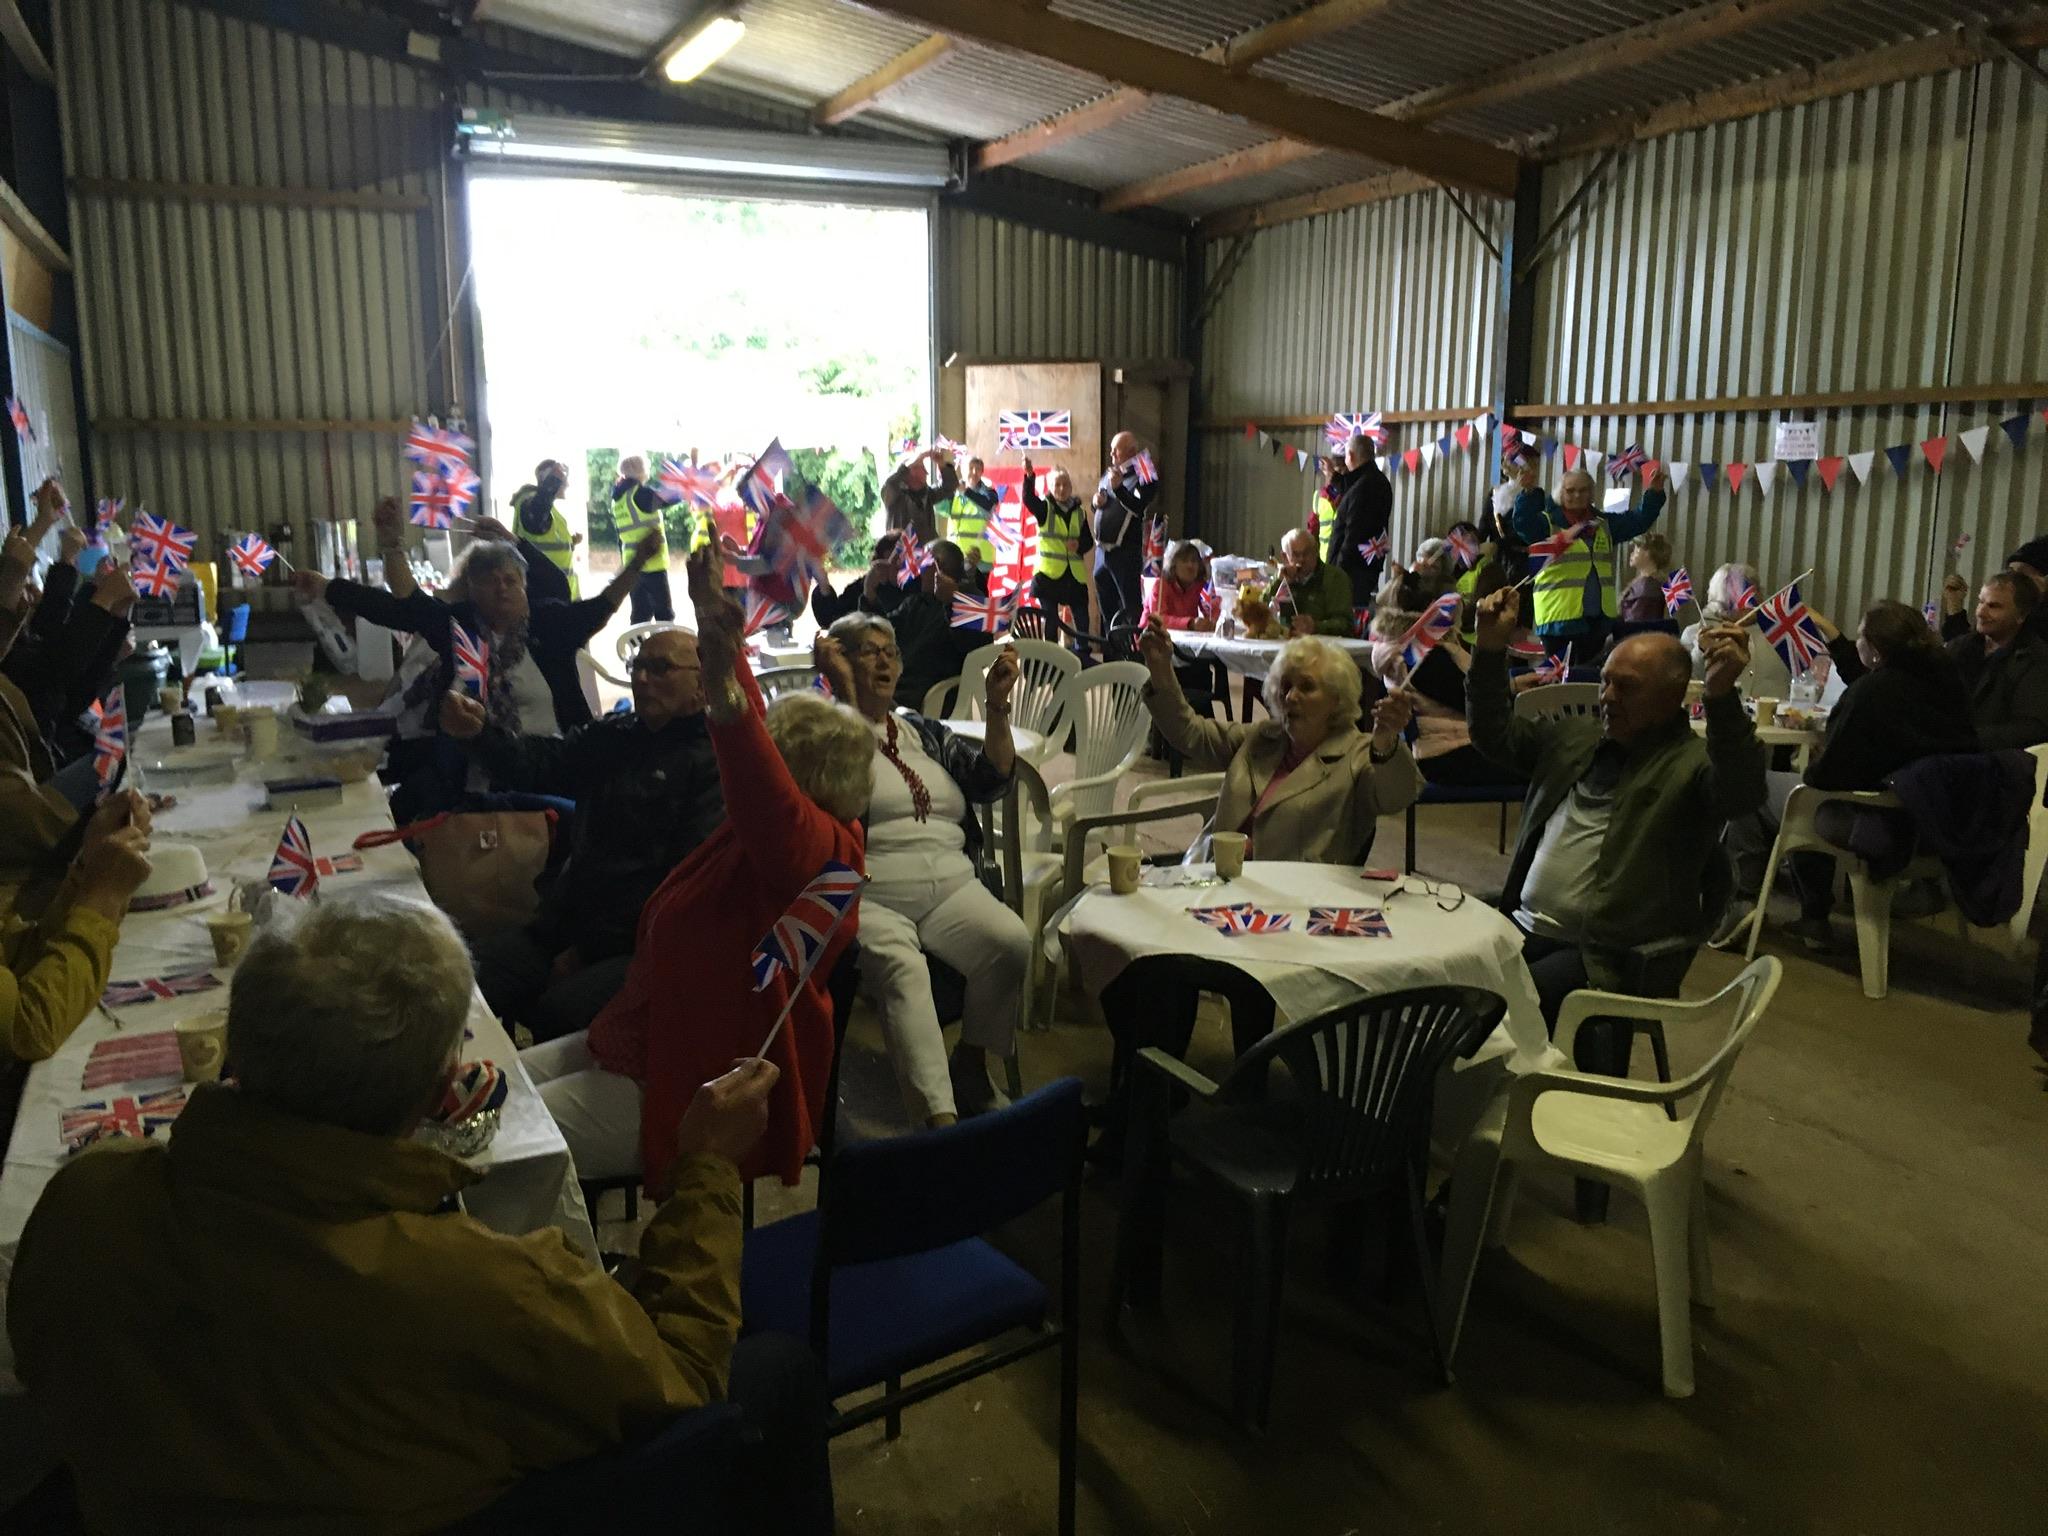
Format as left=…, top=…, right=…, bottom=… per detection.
left=459, top=113, right=959, bottom=190
left=661, top=15, right=746, bottom=83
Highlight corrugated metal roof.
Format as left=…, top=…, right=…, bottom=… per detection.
left=1049, top=0, right=1299, bottom=58
left=484, top=0, right=687, bottom=58
left=703, top=0, right=935, bottom=104
left=869, top=44, right=1106, bottom=142
left=1157, top=149, right=1369, bottom=217
left=1025, top=96, right=1275, bottom=190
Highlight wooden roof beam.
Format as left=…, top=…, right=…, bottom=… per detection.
left=1100, top=140, right=1324, bottom=212
left=1217, top=0, right=1406, bottom=71
left=813, top=34, right=956, bottom=125
left=1198, top=169, right=1437, bottom=237
left=975, top=88, right=1152, bottom=170
left=870, top=0, right=1521, bottom=197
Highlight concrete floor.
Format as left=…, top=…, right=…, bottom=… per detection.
left=705, top=788, right=2048, bottom=1536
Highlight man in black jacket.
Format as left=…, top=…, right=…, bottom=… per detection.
left=1092, top=432, right=1158, bottom=632
left=857, top=539, right=985, bottom=711
left=440, top=626, right=725, bottom=1042
left=1323, top=433, right=1393, bottom=606
left=1939, top=535, right=2048, bottom=648
left=1946, top=573, right=2048, bottom=750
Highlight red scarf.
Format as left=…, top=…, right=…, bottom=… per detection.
left=878, top=715, right=931, bottom=823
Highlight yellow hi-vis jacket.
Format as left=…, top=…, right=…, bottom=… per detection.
left=512, top=488, right=580, bottom=598
left=610, top=484, right=671, bottom=572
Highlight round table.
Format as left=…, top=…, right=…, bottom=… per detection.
left=1168, top=631, right=1377, bottom=681
left=1058, top=861, right=1553, bottom=1069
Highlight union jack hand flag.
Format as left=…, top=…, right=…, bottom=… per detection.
left=129, top=555, right=182, bottom=599
left=1358, top=533, right=1390, bottom=564
left=896, top=526, right=935, bottom=585
left=657, top=457, right=722, bottom=508
left=449, top=619, right=490, bottom=695
left=985, top=505, right=1038, bottom=601
left=1757, top=581, right=1829, bottom=674
left=996, top=409, right=1071, bottom=451
left=1923, top=600, right=1940, bottom=632
left=951, top=588, right=1017, bottom=634
left=1306, top=907, right=1393, bottom=938
left=90, top=498, right=122, bottom=545
left=1270, top=577, right=1294, bottom=612
left=61, top=1088, right=190, bottom=1154
left=410, top=470, right=457, bottom=529
left=102, top=969, right=223, bottom=1008
left=403, top=419, right=475, bottom=476
left=737, top=439, right=795, bottom=518
left=1607, top=443, right=1648, bottom=481
left=1141, top=515, right=1167, bottom=578
left=1131, top=450, right=1159, bottom=486
left=228, top=533, right=277, bottom=579
left=131, top=512, right=197, bottom=571
left=1397, top=592, right=1462, bottom=673
left=1447, top=527, right=1480, bottom=568
left=268, top=813, right=319, bottom=898
left=752, top=861, right=865, bottom=991
left=1529, top=646, right=1571, bottom=686
left=1189, top=904, right=1256, bottom=932
left=1725, top=570, right=1759, bottom=614
left=89, top=688, right=127, bottom=785
left=1661, top=567, right=1694, bottom=610
left=6, top=396, right=31, bottom=440
left=743, top=582, right=797, bottom=637
left=1526, top=517, right=1597, bottom=567
left=1326, top=412, right=1385, bottom=448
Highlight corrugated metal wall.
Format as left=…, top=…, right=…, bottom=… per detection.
left=1530, top=56, right=2047, bottom=622
left=55, top=0, right=449, bottom=557
left=937, top=207, right=1183, bottom=362
left=1196, top=190, right=1505, bottom=559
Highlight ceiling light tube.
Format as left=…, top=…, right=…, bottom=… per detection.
left=661, top=15, right=746, bottom=83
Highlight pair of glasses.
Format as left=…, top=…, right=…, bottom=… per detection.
left=852, top=646, right=901, bottom=664
left=1384, top=875, right=1465, bottom=912
left=630, top=656, right=697, bottom=678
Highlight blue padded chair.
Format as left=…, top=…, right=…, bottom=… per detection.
left=742, top=1077, right=1088, bottom=1536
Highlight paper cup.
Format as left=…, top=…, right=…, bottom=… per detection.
left=244, top=709, right=280, bottom=759
left=1106, top=844, right=1143, bottom=895
left=1753, top=697, right=1780, bottom=727
left=175, top=1009, right=230, bottom=1084
left=158, top=684, right=184, bottom=713
left=214, top=704, right=242, bottom=737
left=207, top=909, right=254, bottom=967
left=1212, top=831, right=1248, bottom=880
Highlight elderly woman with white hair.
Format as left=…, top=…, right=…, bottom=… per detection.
left=1139, top=614, right=1422, bottom=862
left=8, top=891, right=838, bottom=1533
left=1682, top=561, right=1793, bottom=698
left=814, top=608, right=1028, bottom=1126
left=1509, top=455, right=1668, bottom=657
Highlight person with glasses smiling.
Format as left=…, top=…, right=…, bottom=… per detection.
left=439, top=625, right=725, bottom=1044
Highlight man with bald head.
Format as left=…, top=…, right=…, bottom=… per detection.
left=1093, top=431, right=1159, bottom=631
left=1469, top=588, right=1766, bottom=1048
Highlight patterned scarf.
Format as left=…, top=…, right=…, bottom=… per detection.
left=877, top=715, right=931, bottom=823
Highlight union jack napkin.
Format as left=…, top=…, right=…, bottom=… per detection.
left=102, top=969, right=224, bottom=1009
left=1305, top=907, right=1393, bottom=938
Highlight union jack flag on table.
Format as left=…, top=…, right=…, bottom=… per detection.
left=1757, top=581, right=1829, bottom=673
left=1189, top=904, right=1256, bottom=932
left=102, top=969, right=223, bottom=1008
left=1223, top=908, right=1291, bottom=936
left=89, top=688, right=126, bottom=784
left=403, top=419, right=475, bottom=477
left=752, top=861, right=865, bottom=991
left=1358, top=532, right=1390, bottom=564
left=1528, top=647, right=1571, bottom=686
left=1447, top=527, right=1479, bottom=568
left=1326, top=412, right=1386, bottom=448
left=1306, top=907, right=1393, bottom=938
left=1397, top=592, right=1462, bottom=673
left=1141, top=515, right=1167, bottom=577
left=228, top=533, right=277, bottom=579
left=449, top=620, right=490, bottom=695
left=1661, top=567, right=1694, bottom=610
left=1131, top=450, right=1159, bottom=486
left=82, top=1031, right=184, bottom=1089
left=131, top=512, right=197, bottom=571
left=951, top=588, right=1017, bottom=634
left=1607, top=443, right=1648, bottom=481
left=986, top=505, right=1038, bottom=601
left=996, top=409, right=1071, bottom=451
left=89, top=498, right=121, bottom=545
left=61, top=1088, right=190, bottom=1154
left=129, top=555, right=182, bottom=599
left=657, top=457, right=723, bottom=508
left=1526, top=517, right=1597, bottom=568
left=268, top=813, right=319, bottom=898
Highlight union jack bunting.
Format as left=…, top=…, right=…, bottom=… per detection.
left=1306, top=907, right=1393, bottom=938
left=410, top=470, right=457, bottom=529
left=1525, top=518, right=1597, bottom=567
left=403, top=419, right=475, bottom=477
left=131, top=512, right=197, bottom=571
left=996, top=409, right=1071, bottom=451
left=986, top=505, right=1038, bottom=601
left=657, top=457, right=722, bottom=508
left=1189, top=904, right=1256, bottom=932
left=1447, top=528, right=1479, bottom=568
left=751, top=860, right=864, bottom=991
left=1608, top=443, right=1649, bottom=481
left=89, top=687, right=126, bottom=784
left=1325, top=412, right=1385, bottom=448
left=89, top=498, right=121, bottom=545
left=951, top=588, right=1017, bottom=634
left=228, top=533, right=277, bottom=579
left=1757, top=581, right=1830, bottom=674
left=1358, top=533, right=1390, bottom=564
left=1529, top=647, right=1571, bottom=686
left=6, top=396, right=31, bottom=440
left=449, top=620, right=490, bottom=695
left=102, top=969, right=223, bottom=1008
left=1397, top=592, right=1463, bottom=674
left=129, top=555, right=182, bottom=600
left=61, top=1088, right=190, bottom=1154
left=268, top=813, right=319, bottom=898
left=1661, top=567, right=1694, bottom=610
left=1141, top=515, right=1167, bottom=578
left=1131, top=449, right=1159, bottom=486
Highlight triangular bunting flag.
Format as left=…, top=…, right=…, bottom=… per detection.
left=1726, top=462, right=1748, bottom=493
left=1816, top=457, right=1845, bottom=491
left=1848, top=450, right=1876, bottom=483
left=1540, top=436, right=1558, bottom=459
left=1698, top=463, right=1719, bottom=491
left=1884, top=444, right=1911, bottom=477
left=1300, top=451, right=1316, bottom=475
left=1785, top=459, right=1810, bottom=489
left=1421, top=441, right=1440, bottom=467
left=1754, top=461, right=1777, bottom=495
left=1454, top=424, right=1473, bottom=451
left=1385, top=453, right=1402, bottom=478
left=1562, top=444, right=1581, bottom=471
left=2001, top=414, right=2031, bottom=450
left=1244, top=422, right=1257, bottom=441
left=1268, top=436, right=1282, bottom=457
left=1960, top=425, right=1991, bottom=463
left=1584, top=450, right=1604, bottom=476
left=1436, top=434, right=1453, bottom=458
left=1668, top=462, right=1691, bottom=491
left=1921, top=435, right=1948, bottom=473
left=1403, top=448, right=1421, bottom=473
left=1282, top=444, right=1297, bottom=464
left=2040, top=406, right=2048, bottom=428
left=1476, top=412, right=1495, bottom=435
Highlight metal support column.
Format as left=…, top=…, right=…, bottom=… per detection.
left=1492, top=159, right=1545, bottom=453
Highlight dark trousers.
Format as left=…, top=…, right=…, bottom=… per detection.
left=1032, top=571, right=1093, bottom=648
left=472, top=927, right=632, bottom=1044
left=629, top=567, right=675, bottom=623
left=1791, top=803, right=1917, bottom=920
left=728, top=1334, right=836, bottom=1536
left=1341, top=558, right=1379, bottom=607
left=1093, top=550, right=1144, bottom=633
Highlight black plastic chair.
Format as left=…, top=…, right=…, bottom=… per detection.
left=741, top=1077, right=1088, bottom=1536
left=1402, top=780, right=1525, bottom=871
left=1111, top=985, right=1507, bottom=1430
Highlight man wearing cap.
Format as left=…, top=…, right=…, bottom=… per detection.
left=1941, top=536, right=2048, bottom=649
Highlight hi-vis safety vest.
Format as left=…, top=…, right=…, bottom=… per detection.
left=609, top=485, right=671, bottom=572
left=1530, top=514, right=1613, bottom=629
left=513, top=489, right=580, bottom=598
left=1036, top=501, right=1087, bottom=581
left=950, top=484, right=1000, bottom=564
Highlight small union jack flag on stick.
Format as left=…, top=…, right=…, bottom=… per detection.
left=102, top=969, right=224, bottom=1008
left=1397, top=592, right=1462, bottom=673
left=228, top=533, right=278, bottom=579
left=130, top=555, right=182, bottom=599
left=449, top=620, right=490, bottom=696
left=1754, top=579, right=1829, bottom=674
left=268, top=813, right=320, bottom=898
left=1725, top=569, right=1759, bottom=614
left=89, top=688, right=127, bottom=785
left=1923, top=600, right=1940, bottom=632
left=1306, top=907, right=1393, bottom=938
left=131, top=512, right=197, bottom=571
left=1529, top=646, right=1571, bottom=686
left=753, top=861, right=867, bottom=1057
left=1358, top=533, right=1390, bottom=564
left=896, top=526, right=935, bottom=586
left=403, top=419, right=475, bottom=477
left=951, top=588, right=1017, bottom=635
left=1326, top=412, right=1385, bottom=448
left=657, top=457, right=722, bottom=508
left=1525, top=518, right=1597, bottom=571
left=743, top=583, right=797, bottom=637
left=89, top=498, right=121, bottom=546
left=1130, top=450, right=1159, bottom=486
left=410, top=471, right=456, bottom=529
left=1141, top=515, right=1167, bottom=578
left=1607, top=443, right=1649, bottom=481
left=1661, top=567, right=1694, bottom=610
left=1447, top=527, right=1479, bottom=568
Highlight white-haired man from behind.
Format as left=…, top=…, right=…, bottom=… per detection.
left=6, top=893, right=832, bottom=1535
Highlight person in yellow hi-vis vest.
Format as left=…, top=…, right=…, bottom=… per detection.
left=510, top=459, right=580, bottom=600
left=1020, top=458, right=1093, bottom=637
left=1510, top=457, right=1667, bottom=658
left=609, top=455, right=679, bottom=622
left=949, top=455, right=1000, bottom=571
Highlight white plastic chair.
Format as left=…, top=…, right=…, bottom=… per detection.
left=1514, top=681, right=1600, bottom=721
left=615, top=621, right=692, bottom=669
left=756, top=665, right=821, bottom=702
left=1048, top=662, right=1151, bottom=830
left=1437, top=956, right=1783, bottom=1398
left=925, top=640, right=1079, bottom=765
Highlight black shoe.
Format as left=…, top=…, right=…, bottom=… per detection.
left=1785, top=916, right=1838, bottom=953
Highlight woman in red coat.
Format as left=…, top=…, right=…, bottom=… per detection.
left=1142, top=541, right=1218, bottom=632
left=527, top=548, right=873, bottom=1192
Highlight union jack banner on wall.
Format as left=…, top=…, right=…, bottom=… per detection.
left=1325, top=412, right=1385, bottom=448
left=996, top=410, right=1071, bottom=451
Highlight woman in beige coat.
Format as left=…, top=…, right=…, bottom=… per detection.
left=1139, top=617, right=1422, bottom=864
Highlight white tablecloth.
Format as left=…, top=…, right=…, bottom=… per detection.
left=1058, top=861, right=1555, bottom=1070
left=1170, top=631, right=1377, bottom=680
